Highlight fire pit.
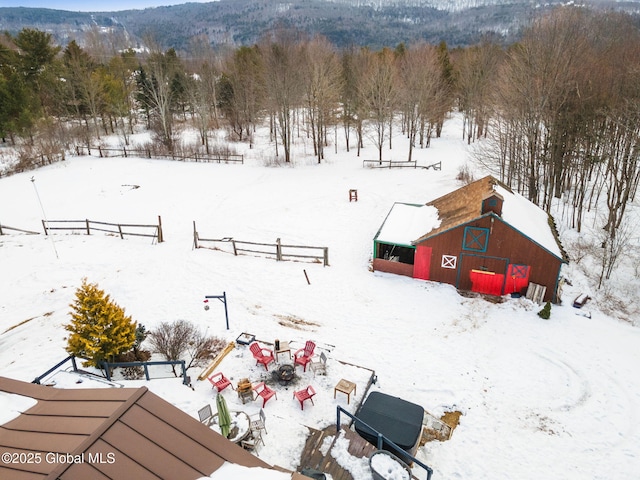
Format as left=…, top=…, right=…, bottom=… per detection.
left=273, top=364, right=295, bottom=386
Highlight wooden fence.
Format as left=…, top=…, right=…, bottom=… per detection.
left=42, top=216, right=164, bottom=243
left=362, top=159, right=441, bottom=170
left=75, top=145, right=244, bottom=164
left=192, top=222, right=328, bottom=266
left=0, top=222, right=40, bottom=235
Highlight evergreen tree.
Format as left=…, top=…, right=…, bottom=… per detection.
left=538, top=301, right=552, bottom=320
left=65, top=279, right=137, bottom=367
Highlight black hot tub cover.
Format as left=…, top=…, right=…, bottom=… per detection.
left=355, top=391, right=424, bottom=461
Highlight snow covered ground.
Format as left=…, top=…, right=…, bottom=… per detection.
left=1, top=115, right=639, bottom=480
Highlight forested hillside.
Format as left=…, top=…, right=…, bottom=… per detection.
left=1, top=6, right=639, bottom=317
left=2, top=0, right=639, bottom=50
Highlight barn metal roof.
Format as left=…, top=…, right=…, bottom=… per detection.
left=415, top=176, right=567, bottom=261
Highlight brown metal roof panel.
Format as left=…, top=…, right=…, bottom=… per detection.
left=54, top=441, right=163, bottom=480
left=100, top=422, right=205, bottom=479
left=0, top=448, right=53, bottom=476
left=135, top=392, right=269, bottom=467
left=135, top=392, right=270, bottom=468
left=6, top=414, right=105, bottom=435
left=120, top=404, right=225, bottom=474
left=0, top=377, right=57, bottom=400
left=48, top=461, right=111, bottom=480
left=26, top=399, right=125, bottom=417
left=0, top=465, right=47, bottom=480
left=0, top=429, right=86, bottom=453
left=47, top=387, right=139, bottom=402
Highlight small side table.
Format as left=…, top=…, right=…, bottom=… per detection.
left=334, top=379, right=357, bottom=404
left=275, top=341, right=292, bottom=363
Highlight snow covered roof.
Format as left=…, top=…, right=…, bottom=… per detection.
left=414, top=176, right=566, bottom=260
left=374, top=202, right=441, bottom=246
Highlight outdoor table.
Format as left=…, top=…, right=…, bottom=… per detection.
left=334, top=378, right=357, bottom=404
left=211, top=411, right=251, bottom=444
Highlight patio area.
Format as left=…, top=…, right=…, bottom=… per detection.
left=194, top=337, right=376, bottom=471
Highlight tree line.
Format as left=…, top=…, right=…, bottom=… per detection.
left=2, top=7, right=639, bottom=285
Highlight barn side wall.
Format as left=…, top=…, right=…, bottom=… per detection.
left=416, top=215, right=563, bottom=302
left=372, top=258, right=415, bottom=277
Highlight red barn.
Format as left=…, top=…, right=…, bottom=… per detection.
left=373, top=176, right=568, bottom=302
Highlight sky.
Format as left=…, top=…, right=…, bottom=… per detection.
left=0, top=0, right=216, bottom=12
left=1, top=115, right=639, bottom=479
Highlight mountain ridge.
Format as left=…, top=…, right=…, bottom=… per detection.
left=1, top=0, right=639, bottom=49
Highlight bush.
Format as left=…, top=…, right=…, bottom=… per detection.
left=538, top=301, right=552, bottom=320
left=147, top=320, right=226, bottom=374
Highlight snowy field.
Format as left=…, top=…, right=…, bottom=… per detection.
left=1, top=115, right=639, bottom=480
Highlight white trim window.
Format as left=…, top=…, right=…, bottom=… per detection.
left=442, top=255, right=457, bottom=269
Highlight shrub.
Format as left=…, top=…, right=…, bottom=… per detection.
left=147, top=320, right=226, bottom=374
left=65, top=279, right=137, bottom=367
left=538, top=301, right=552, bottom=320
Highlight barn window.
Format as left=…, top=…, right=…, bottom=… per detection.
left=462, top=226, right=489, bottom=252
left=441, top=255, right=457, bottom=269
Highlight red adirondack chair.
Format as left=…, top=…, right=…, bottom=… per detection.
left=293, top=340, right=316, bottom=372
left=207, top=372, right=233, bottom=392
left=253, top=382, right=277, bottom=407
left=293, top=385, right=316, bottom=410
left=249, top=342, right=275, bottom=370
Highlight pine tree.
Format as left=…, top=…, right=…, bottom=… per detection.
left=538, top=301, right=552, bottom=320
left=65, top=278, right=137, bottom=367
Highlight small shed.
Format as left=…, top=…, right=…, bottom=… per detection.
left=373, top=176, right=568, bottom=302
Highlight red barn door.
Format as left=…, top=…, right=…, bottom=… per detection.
left=413, top=246, right=432, bottom=280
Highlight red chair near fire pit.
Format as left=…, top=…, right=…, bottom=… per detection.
left=250, top=342, right=275, bottom=371
left=293, top=385, right=316, bottom=410
left=253, top=382, right=277, bottom=407
left=293, top=340, right=316, bottom=372
left=207, top=372, right=234, bottom=393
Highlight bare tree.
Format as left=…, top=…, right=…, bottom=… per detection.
left=302, top=36, right=342, bottom=163
left=360, top=47, right=397, bottom=163
left=261, top=29, right=306, bottom=163
left=219, top=46, right=264, bottom=144
left=340, top=46, right=369, bottom=155
left=396, top=43, right=442, bottom=163
left=138, top=40, right=183, bottom=152
left=185, top=36, right=222, bottom=153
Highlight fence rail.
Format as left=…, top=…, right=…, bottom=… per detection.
left=193, top=221, right=328, bottom=266
left=42, top=216, right=164, bottom=243
left=0, top=222, right=40, bottom=235
left=75, top=145, right=243, bottom=164
left=101, top=360, right=189, bottom=385
left=362, top=159, right=441, bottom=170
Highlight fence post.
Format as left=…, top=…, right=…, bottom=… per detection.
left=157, top=216, right=164, bottom=243
left=323, top=247, right=329, bottom=267
left=117, top=224, right=124, bottom=240
left=86, top=219, right=90, bottom=235
left=192, top=221, right=199, bottom=249
left=42, top=219, right=48, bottom=235
left=276, top=238, right=282, bottom=261
left=232, top=240, right=238, bottom=256
left=0, top=223, right=3, bottom=235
